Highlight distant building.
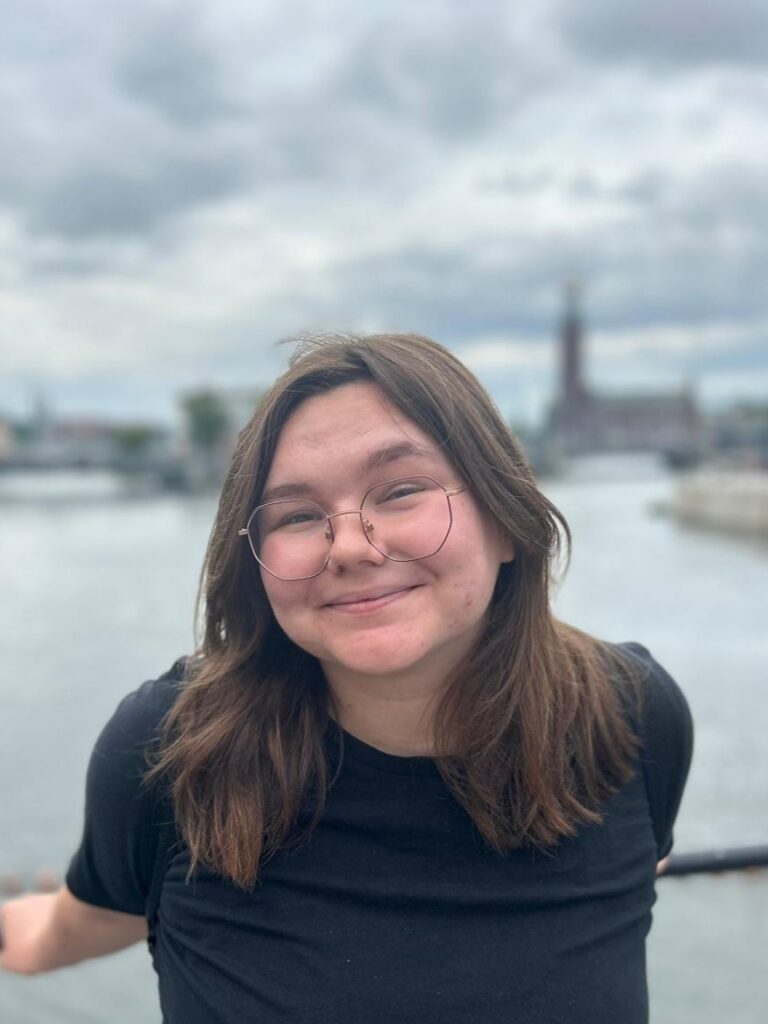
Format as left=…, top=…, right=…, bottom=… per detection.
left=177, top=386, right=265, bottom=491
left=0, top=408, right=173, bottom=474
left=20, top=417, right=117, bottom=468
left=0, top=418, right=16, bottom=460
left=546, top=283, right=702, bottom=459
left=707, top=402, right=768, bottom=469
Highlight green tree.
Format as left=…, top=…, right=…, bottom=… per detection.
left=112, top=424, right=159, bottom=457
left=181, top=391, right=229, bottom=450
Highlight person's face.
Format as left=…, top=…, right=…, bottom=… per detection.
left=258, top=381, right=514, bottom=688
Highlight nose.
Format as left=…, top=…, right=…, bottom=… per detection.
left=326, top=510, right=387, bottom=570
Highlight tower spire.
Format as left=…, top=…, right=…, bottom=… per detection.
left=565, top=278, right=580, bottom=320
left=561, top=278, right=586, bottom=406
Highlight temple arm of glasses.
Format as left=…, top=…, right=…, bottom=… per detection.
left=445, top=486, right=467, bottom=497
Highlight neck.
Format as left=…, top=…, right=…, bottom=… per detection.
left=324, top=666, right=446, bottom=757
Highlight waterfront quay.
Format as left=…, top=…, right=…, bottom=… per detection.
left=660, top=468, right=768, bottom=540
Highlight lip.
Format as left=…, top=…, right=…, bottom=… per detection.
left=325, top=584, right=421, bottom=613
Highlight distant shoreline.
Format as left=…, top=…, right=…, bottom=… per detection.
left=657, top=468, right=768, bottom=539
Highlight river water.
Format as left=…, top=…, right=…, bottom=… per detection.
left=1, top=455, right=766, bottom=1024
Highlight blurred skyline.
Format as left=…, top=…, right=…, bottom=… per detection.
left=1, top=0, right=767, bottom=428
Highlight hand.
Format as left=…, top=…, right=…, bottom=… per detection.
left=0, top=892, right=59, bottom=975
left=2, top=886, right=146, bottom=974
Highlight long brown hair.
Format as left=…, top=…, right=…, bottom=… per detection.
left=146, top=332, right=647, bottom=889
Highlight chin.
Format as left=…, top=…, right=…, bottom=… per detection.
left=324, top=639, right=432, bottom=679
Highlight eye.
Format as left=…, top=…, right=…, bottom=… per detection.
left=259, top=503, right=326, bottom=533
left=371, top=478, right=433, bottom=505
left=275, top=509, right=325, bottom=529
left=382, top=482, right=424, bottom=501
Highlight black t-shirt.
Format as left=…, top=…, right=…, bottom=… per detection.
left=66, top=642, right=693, bottom=1024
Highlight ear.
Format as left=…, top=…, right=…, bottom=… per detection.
left=499, top=540, right=516, bottom=565
left=494, top=526, right=515, bottom=565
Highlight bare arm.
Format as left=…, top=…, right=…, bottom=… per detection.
left=0, top=885, right=147, bottom=975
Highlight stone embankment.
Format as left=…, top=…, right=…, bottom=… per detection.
left=661, top=468, right=768, bottom=539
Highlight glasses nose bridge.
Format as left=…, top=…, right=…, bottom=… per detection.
left=324, top=505, right=375, bottom=544
left=325, top=505, right=365, bottom=523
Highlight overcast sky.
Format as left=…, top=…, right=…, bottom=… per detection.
left=1, top=0, right=767, bottom=427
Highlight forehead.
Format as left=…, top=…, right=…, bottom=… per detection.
left=266, top=381, right=442, bottom=480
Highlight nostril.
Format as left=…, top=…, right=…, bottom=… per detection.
left=326, top=512, right=387, bottom=565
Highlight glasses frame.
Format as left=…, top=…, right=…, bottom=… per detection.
left=238, top=475, right=467, bottom=581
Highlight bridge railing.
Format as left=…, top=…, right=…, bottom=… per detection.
left=658, top=844, right=768, bottom=877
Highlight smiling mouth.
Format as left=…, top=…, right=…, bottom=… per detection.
left=326, top=585, right=421, bottom=613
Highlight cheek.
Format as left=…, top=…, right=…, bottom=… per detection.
left=265, top=596, right=326, bottom=659
left=261, top=575, right=311, bottom=631
left=456, top=570, right=496, bottom=618
left=446, top=520, right=503, bottom=594
left=440, top=547, right=499, bottom=623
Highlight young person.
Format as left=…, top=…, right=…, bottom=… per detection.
left=1, top=333, right=693, bottom=1023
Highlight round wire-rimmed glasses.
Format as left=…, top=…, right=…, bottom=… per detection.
left=238, top=475, right=467, bottom=581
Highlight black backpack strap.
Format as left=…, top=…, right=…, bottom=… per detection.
left=143, top=655, right=199, bottom=950
left=146, top=816, right=181, bottom=952
left=144, top=656, right=193, bottom=951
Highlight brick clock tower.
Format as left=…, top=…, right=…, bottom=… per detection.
left=560, top=279, right=588, bottom=415
left=547, top=279, right=700, bottom=457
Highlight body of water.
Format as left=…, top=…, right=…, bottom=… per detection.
left=1, top=454, right=766, bottom=1023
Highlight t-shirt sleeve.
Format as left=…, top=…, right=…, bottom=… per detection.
left=65, top=664, right=183, bottom=916
left=620, top=641, right=694, bottom=860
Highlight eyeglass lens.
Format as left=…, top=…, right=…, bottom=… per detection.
left=248, top=476, right=452, bottom=580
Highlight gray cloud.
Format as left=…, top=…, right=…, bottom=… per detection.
left=27, top=150, right=247, bottom=239
left=0, top=1, right=556, bottom=246
left=670, top=163, right=768, bottom=234
left=481, top=169, right=554, bottom=194
left=330, top=7, right=544, bottom=142
left=316, top=173, right=768, bottom=340
left=556, top=0, right=768, bottom=67
left=613, top=171, right=668, bottom=205
left=114, top=10, right=243, bottom=127
left=0, top=4, right=252, bottom=240
left=0, top=0, right=766, bottom=424
left=561, top=170, right=669, bottom=207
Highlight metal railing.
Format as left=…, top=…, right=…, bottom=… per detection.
left=658, top=844, right=768, bottom=877
left=2, top=844, right=767, bottom=899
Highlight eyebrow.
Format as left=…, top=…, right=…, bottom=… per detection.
left=260, top=441, right=441, bottom=504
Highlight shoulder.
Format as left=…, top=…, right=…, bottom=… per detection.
left=613, top=641, right=693, bottom=749
left=66, top=658, right=190, bottom=914
left=612, top=641, right=694, bottom=858
left=85, top=657, right=191, bottom=799
left=94, top=657, right=189, bottom=757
